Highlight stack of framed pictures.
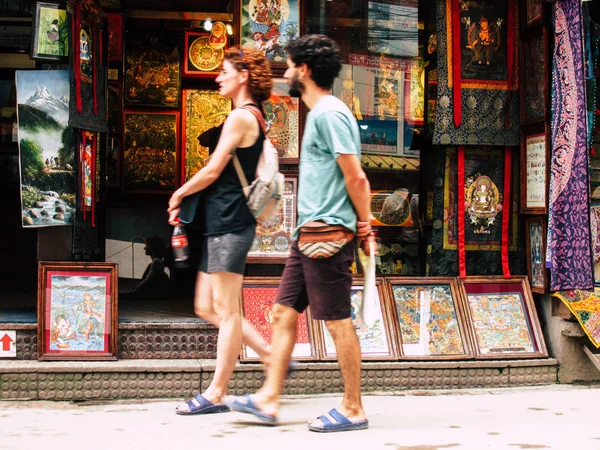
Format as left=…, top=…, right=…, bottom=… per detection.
left=239, top=275, right=548, bottom=362
left=519, top=0, right=550, bottom=293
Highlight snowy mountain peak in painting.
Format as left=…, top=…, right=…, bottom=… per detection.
left=25, top=85, right=69, bottom=125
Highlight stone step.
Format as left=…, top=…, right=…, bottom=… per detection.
left=2, top=323, right=218, bottom=361
left=0, top=358, right=558, bottom=401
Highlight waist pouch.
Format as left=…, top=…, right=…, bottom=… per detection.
left=297, top=223, right=355, bottom=259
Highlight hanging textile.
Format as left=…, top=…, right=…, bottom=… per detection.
left=547, top=0, right=593, bottom=291
left=552, top=289, right=600, bottom=348
left=433, top=0, right=519, bottom=146
left=67, top=0, right=109, bottom=133
left=79, top=131, right=97, bottom=227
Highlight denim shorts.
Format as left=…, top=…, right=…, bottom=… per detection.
left=198, top=225, right=255, bottom=275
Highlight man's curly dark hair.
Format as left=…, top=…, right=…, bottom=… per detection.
left=285, top=34, right=342, bottom=90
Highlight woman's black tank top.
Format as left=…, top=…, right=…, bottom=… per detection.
left=203, top=108, right=263, bottom=236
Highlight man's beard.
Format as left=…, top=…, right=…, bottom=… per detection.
left=288, top=75, right=304, bottom=98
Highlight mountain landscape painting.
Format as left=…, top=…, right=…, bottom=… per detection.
left=16, top=70, right=75, bottom=228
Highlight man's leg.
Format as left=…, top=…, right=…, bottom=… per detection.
left=247, top=303, right=299, bottom=418
left=224, top=243, right=308, bottom=421
left=308, top=317, right=366, bottom=426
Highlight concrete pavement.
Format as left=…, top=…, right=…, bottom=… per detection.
left=0, top=385, right=599, bottom=450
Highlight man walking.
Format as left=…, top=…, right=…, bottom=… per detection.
left=225, top=34, right=375, bottom=433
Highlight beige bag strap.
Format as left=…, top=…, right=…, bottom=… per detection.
left=232, top=154, right=249, bottom=189
left=231, top=105, right=265, bottom=190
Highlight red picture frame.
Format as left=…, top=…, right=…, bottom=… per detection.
left=37, top=262, right=118, bottom=361
left=240, top=277, right=318, bottom=362
left=183, top=31, right=228, bottom=78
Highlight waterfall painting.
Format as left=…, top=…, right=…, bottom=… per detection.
left=16, top=70, right=75, bottom=228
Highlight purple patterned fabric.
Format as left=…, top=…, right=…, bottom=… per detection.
left=547, top=0, right=593, bottom=291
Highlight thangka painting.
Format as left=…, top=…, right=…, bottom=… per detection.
left=124, top=30, right=180, bottom=107
left=123, top=111, right=178, bottom=193
left=31, top=1, right=69, bottom=62
left=459, top=276, right=547, bottom=359
left=183, top=31, right=227, bottom=78
left=67, top=0, right=109, bottom=133
left=388, top=278, right=472, bottom=359
left=317, top=280, right=396, bottom=360
left=433, top=0, right=519, bottom=146
left=240, top=278, right=316, bottom=361
left=240, top=0, right=300, bottom=68
left=16, top=70, right=75, bottom=228
left=248, top=177, right=296, bottom=260
left=37, top=262, right=118, bottom=361
left=443, top=148, right=518, bottom=251
left=264, top=78, right=299, bottom=160
left=428, top=147, right=526, bottom=277
left=182, top=89, right=230, bottom=182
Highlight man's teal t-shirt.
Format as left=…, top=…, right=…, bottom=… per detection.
left=295, top=95, right=361, bottom=238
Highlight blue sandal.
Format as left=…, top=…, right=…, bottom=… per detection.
left=223, top=394, right=277, bottom=424
left=175, top=392, right=230, bottom=416
left=308, top=408, right=369, bottom=433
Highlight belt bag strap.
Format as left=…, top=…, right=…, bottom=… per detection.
left=297, top=224, right=355, bottom=259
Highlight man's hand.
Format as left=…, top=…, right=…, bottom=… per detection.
left=168, top=190, right=183, bottom=214
left=356, top=219, right=373, bottom=238
left=360, top=234, right=377, bottom=256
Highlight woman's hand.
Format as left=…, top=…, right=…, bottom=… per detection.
left=168, top=190, right=183, bottom=213
left=168, top=207, right=180, bottom=226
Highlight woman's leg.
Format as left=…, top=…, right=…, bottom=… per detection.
left=193, top=271, right=270, bottom=362
left=201, top=271, right=245, bottom=403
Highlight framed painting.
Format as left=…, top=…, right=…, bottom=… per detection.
left=237, top=0, right=300, bottom=71
left=107, top=82, right=121, bottom=133
left=30, top=1, right=68, bottom=62
left=524, top=0, right=543, bottom=30
left=264, top=78, right=300, bottom=162
left=240, top=277, right=317, bottom=361
left=370, top=189, right=415, bottom=227
left=520, top=124, right=548, bottom=214
left=106, top=13, right=123, bottom=62
left=458, top=276, right=548, bottom=359
left=106, top=135, right=120, bottom=188
left=525, top=217, right=548, bottom=294
left=520, top=30, right=548, bottom=125
left=386, top=277, right=472, bottom=360
left=37, top=261, right=118, bottom=361
left=182, top=89, right=231, bottom=182
left=124, top=30, right=180, bottom=107
left=183, top=31, right=227, bottom=78
left=247, top=176, right=297, bottom=262
left=123, top=111, right=179, bottom=193
left=314, top=278, right=397, bottom=361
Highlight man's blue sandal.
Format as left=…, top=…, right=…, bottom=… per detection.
left=308, top=408, right=369, bottom=433
left=176, top=392, right=231, bottom=416
left=223, top=394, right=277, bottom=424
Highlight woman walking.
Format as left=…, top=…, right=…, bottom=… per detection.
left=168, top=47, right=273, bottom=415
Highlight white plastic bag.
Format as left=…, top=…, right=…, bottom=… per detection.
left=358, top=241, right=379, bottom=328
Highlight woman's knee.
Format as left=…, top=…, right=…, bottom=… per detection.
left=194, top=304, right=215, bottom=320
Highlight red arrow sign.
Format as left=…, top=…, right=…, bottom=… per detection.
left=0, top=333, right=14, bottom=352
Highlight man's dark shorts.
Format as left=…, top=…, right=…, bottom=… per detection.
left=276, top=239, right=356, bottom=321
